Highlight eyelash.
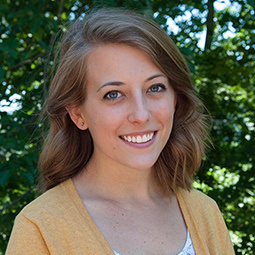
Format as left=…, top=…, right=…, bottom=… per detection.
left=148, top=83, right=167, bottom=93
left=103, top=84, right=167, bottom=101
left=103, top=91, right=122, bottom=100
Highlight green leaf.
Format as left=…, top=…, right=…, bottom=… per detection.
left=20, top=172, right=35, bottom=185
left=0, top=3, right=9, bottom=12
left=38, top=40, right=50, bottom=50
left=247, top=0, right=255, bottom=8
left=0, top=170, right=11, bottom=188
left=0, top=67, right=5, bottom=81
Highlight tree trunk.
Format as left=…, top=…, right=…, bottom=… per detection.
left=143, top=0, right=153, bottom=19
left=204, top=0, right=214, bottom=50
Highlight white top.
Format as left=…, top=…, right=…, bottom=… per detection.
left=113, top=230, right=196, bottom=255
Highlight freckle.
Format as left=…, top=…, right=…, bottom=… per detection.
left=116, top=221, right=119, bottom=224
left=122, top=213, right=124, bottom=216
left=161, top=242, right=164, bottom=244
left=144, top=241, right=146, bottom=243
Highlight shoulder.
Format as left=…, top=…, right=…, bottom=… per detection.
left=174, top=189, right=235, bottom=253
left=18, top=179, right=73, bottom=222
left=178, top=187, right=212, bottom=199
left=175, top=187, right=229, bottom=232
left=175, top=188, right=223, bottom=221
left=176, top=188, right=218, bottom=207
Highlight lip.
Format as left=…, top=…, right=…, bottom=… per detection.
left=119, top=131, right=157, bottom=148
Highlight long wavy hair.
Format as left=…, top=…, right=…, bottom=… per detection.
left=38, top=8, right=210, bottom=193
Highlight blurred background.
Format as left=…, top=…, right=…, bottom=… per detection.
left=0, top=0, right=254, bottom=254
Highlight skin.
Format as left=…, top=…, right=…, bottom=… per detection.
left=69, top=44, right=186, bottom=255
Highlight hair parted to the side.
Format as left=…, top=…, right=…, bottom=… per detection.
left=38, top=8, right=210, bottom=193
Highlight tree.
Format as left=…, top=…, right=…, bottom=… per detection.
left=0, top=0, right=254, bottom=254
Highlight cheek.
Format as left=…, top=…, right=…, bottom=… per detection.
left=86, top=105, right=125, bottom=134
left=156, top=102, right=175, bottom=137
left=156, top=99, right=175, bottom=120
left=162, top=110, right=175, bottom=130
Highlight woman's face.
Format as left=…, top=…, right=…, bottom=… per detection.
left=71, top=44, right=176, bottom=171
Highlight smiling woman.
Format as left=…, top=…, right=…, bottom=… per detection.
left=67, top=44, right=176, bottom=173
left=6, top=8, right=235, bottom=255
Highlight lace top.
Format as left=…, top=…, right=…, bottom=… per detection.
left=113, top=230, right=196, bottom=255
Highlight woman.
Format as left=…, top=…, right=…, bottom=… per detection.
left=6, top=8, right=235, bottom=255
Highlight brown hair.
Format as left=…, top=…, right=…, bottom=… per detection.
left=38, top=8, right=210, bottom=193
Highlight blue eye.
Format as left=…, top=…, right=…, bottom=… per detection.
left=104, top=91, right=121, bottom=100
left=149, top=84, right=166, bottom=93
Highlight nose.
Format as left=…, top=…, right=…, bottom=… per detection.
left=128, top=95, right=151, bottom=124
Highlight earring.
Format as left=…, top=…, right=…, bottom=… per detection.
left=81, top=122, right=84, bottom=126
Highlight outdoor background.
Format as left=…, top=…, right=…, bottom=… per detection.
left=0, top=0, right=254, bottom=254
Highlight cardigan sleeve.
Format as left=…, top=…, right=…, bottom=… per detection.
left=210, top=199, right=235, bottom=254
left=5, top=213, right=50, bottom=255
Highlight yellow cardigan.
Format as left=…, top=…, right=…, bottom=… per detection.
left=6, top=179, right=235, bottom=255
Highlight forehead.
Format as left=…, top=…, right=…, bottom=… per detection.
left=85, top=44, right=163, bottom=85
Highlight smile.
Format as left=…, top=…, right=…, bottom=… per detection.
left=121, top=132, right=155, bottom=144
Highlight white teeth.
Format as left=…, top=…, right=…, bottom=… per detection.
left=122, top=132, right=154, bottom=143
left=137, top=136, right=142, bottom=143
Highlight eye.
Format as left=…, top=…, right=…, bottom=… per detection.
left=104, top=91, right=122, bottom=100
left=148, top=84, right=166, bottom=93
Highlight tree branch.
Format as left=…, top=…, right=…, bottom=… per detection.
left=9, top=53, right=44, bottom=71
left=0, top=187, right=35, bottom=214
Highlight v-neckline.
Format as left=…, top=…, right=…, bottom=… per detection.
left=62, top=178, right=197, bottom=255
left=62, top=178, right=115, bottom=254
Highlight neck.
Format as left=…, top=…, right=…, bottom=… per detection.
left=73, top=155, right=162, bottom=204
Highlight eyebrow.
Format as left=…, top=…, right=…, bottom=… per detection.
left=97, top=73, right=167, bottom=92
left=145, top=74, right=167, bottom=82
left=97, top=81, right=124, bottom=92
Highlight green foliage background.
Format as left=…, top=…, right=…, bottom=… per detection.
left=0, top=0, right=254, bottom=254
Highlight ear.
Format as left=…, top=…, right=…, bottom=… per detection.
left=66, top=105, right=88, bottom=130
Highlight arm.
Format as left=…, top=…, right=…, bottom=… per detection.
left=5, top=214, right=50, bottom=255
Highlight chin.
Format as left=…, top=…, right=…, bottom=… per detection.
left=123, top=159, right=158, bottom=171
